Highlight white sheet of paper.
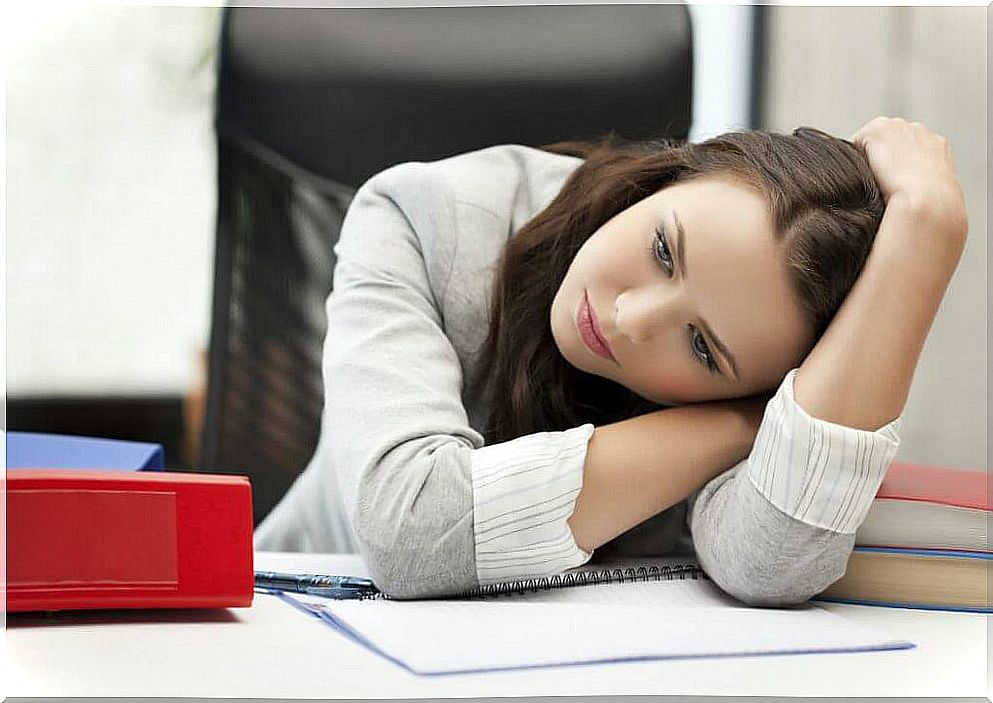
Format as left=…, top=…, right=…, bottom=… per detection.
left=294, top=573, right=914, bottom=674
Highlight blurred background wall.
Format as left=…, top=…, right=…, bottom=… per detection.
left=7, top=5, right=223, bottom=464
left=5, top=3, right=987, bottom=472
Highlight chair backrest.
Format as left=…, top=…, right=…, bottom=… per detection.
left=203, top=4, right=694, bottom=525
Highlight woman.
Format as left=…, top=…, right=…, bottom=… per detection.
left=255, top=117, right=968, bottom=605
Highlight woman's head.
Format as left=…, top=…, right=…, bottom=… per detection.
left=471, top=128, right=885, bottom=443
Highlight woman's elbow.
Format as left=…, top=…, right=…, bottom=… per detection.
left=351, top=480, right=478, bottom=600
left=351, top=502, right=426, bottom=598
left=708, top=542, right=852, bottom=608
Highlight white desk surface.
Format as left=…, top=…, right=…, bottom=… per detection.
left=6, top=551, right=990, bottom=698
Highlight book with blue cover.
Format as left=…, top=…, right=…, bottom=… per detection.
left=6, top=431, right=164, bottom=471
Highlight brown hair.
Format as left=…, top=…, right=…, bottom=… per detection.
left=469, top=128, right=885, bottom=445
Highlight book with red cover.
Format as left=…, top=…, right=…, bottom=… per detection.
left=875, top=461, right=989, bottom=510
left=854, top=461, right=989, bottom=553
left=6, top=469, right=254, bottom=612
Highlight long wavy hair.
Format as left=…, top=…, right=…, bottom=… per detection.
left=468, top=128, right=885, bottom=445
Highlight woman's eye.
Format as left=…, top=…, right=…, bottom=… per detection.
left=690, top=326, right=719, bottom=374
left=652, top=226, right=674, bottom=274
left=654, top=227, right=719, bottom=375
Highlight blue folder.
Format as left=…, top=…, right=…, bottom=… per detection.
left=6, top=431, right=164, bottom=471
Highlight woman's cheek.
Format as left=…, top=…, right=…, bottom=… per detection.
left=633, top=369, right=700, bottom=405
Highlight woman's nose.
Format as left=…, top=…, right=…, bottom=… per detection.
left=615, top=289, right=671, bottom=344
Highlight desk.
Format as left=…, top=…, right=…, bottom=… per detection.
left=7, top=551, right=989, bottom=698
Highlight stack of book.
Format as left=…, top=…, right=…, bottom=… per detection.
left=814, top=462, right=990, bottom=613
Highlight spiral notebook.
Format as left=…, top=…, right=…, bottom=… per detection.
left=269, top=556, right=915, bottom=676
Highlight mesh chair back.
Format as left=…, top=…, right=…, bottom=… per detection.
left=204, top=5, right=693, bottom=525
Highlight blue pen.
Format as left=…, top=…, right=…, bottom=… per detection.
left=254, top=571, right=381, bottom=600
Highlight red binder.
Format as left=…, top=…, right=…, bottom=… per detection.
left=6, top=469, right=254, bottom=612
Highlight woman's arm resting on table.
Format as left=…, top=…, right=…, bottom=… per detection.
left=568, top=397, right=765, bottom=553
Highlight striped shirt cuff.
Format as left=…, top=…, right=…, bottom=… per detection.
left=747, top=368, right=902, bottom=534
left=471, top=423, right=596, bottom=586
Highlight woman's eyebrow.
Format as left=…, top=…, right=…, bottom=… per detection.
left=672, top=209, right=741, bottom=382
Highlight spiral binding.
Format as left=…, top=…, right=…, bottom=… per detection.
left=356, top=562, right=708, bottom=601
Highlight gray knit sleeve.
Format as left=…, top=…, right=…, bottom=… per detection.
left=687, top=368, right=901, bottom=606
left=317, top=160, right=595, bottom=598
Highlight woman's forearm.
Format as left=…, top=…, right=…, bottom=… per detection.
left=567, top=398, right=764, bottom=553
left=793, top=193, right=967, bottom=431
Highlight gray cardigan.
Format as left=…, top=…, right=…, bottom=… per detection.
left=255, top=144, right=902, bottom=604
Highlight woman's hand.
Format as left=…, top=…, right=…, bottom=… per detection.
left=850, top=117, right=968, bottom=244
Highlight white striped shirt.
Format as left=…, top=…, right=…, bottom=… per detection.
left=471, top=367, right=901, bottom=587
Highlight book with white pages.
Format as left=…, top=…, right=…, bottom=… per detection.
left=853, top=462, right=989, bottom=553
left=270, top=556, right=915, bottom=676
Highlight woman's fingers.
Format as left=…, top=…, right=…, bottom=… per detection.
left=850, top=117, right=968, bottom=245
left=850, top=117, right=955, bottom=192
left=851, top=115, right=894, bottom=142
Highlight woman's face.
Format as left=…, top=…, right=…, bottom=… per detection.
left=550, top=175, right=815, bottom=406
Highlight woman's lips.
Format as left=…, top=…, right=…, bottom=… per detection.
left=577, top=291, right=615, bottom=362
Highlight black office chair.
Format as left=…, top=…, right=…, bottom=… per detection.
left=202, top=4, right=694, bottom=525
